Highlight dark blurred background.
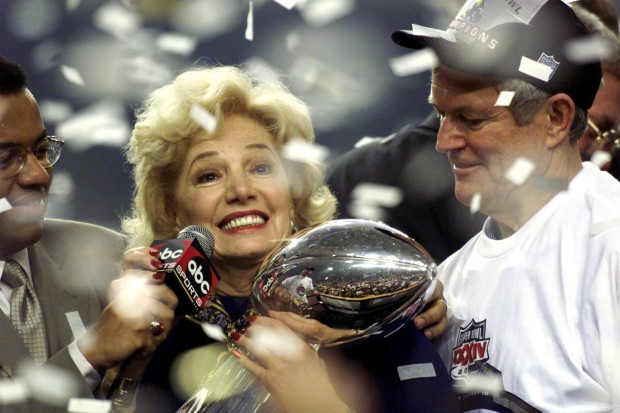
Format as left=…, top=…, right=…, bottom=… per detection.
left=0, top=0, right=618, bottom=230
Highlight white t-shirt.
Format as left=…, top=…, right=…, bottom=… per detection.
left=282, top=275, right=314, bottom=303
left=436, top=163, right=620, bottom=412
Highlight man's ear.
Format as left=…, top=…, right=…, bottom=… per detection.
left=545, top=93, right=575, bottom=148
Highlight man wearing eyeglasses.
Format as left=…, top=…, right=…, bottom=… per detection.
left=0, top=56, right=177, bottom=412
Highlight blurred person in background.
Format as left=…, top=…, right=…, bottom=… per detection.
left=391, top=0, right=619, bottom=410
left=123, top=64, right=458, bottom=413
left=575, top=0, right=620, bottom=180
left=0, top=55, right=177, bottom=412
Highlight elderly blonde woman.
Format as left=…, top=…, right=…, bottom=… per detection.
left=122, top=65, right=455, bottom=413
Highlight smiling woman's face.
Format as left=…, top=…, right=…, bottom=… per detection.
left=171, top=114, right=294, bottom=266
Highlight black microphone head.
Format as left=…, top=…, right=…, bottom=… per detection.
left=178, top=225, right=215, bottom=257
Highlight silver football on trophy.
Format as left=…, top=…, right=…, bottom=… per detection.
left=251, top=219, right=437, bottom=345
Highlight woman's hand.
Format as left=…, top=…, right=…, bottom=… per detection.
left=413, top=279, right=448, bottom=340
left=231, top=316, right=350, bottom=413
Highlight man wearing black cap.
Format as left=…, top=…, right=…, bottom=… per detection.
left=389, top=0, right=619, bottom=411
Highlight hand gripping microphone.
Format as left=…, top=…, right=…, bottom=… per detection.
left=150, top=225, right=220, bottom=315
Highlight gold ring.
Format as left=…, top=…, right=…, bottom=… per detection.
left=436, top=298, right=448, bottom=309
left=150, top=321, right=164, bottom=337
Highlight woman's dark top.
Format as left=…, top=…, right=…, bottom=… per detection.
left=134, top=295, right=459, bottom=413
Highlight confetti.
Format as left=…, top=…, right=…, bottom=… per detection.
left=0, top=378, right=29, bottom=405
left=408, top=25, right=457, bottom=42
left=286, top=32, right=301, bottom=51
left=0, top=198, right=12, bottom=214
left=92, top=2, right=141, bottom=39
left=190, top=104, right=218, bottom=135
left=282, top=137, right=330, bottom=164
left=39, top=99, right=73, bottom=124
left=590, top=150, right=612, bottom=169
left=347, top=200, right=387, bottom=222
left=60, top=65, right=85, bottom=86
left=565, top=35, right=616, bottom=64
left=519, top=56, right=553, bottom=82
left=455, top=373, right=503, bottom=396
left=241, top=57, right=281, bottom=83
left=273, top=0, right=298, bottom=10
left=56, top=100, right=130, bottom=151
left=351, top=183, right=403, bottom=208
left=297, top=0, right=356, bottom=27
left=201, top=323, right=227, bottom=342
left=19, top=362, right=81, bottom=407
left=505, top=157, right=536, bottom=185
left=389, top=49, right=439, bottom=77
left=66, top=0, right=80, bottom=12
left=354, top=136, right=382, bottom=148
left=156, top=33, right=198, bottom=56
left=67, top=398, right=112, bottom=413
left=494, top=91, right=515, bottom=107
left=470, top=192, right=481, bottom=214
left=245, top=1, right=254, bottom=41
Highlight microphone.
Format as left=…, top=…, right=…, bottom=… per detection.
left=151, top=225, right=220, bottom=315
left=107, top=225, right=220, bottom=406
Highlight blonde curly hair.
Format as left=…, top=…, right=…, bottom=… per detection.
left=122, top=65, right=337, bottom=247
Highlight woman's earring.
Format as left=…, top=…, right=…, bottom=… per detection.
left=290, top=220, right=298, bottom=233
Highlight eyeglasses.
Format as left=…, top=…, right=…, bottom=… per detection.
left=0, top=136, right=64, bottom=179
left=586, top=118, right=620, bottom=150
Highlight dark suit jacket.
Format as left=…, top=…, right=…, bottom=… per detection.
left=0, top=219, right=126, bottom=413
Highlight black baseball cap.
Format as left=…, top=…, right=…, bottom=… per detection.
left=392, top=0, right=602, bottom=109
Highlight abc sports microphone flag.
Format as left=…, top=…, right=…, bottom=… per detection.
left=151, top=225, right=220, bottom=315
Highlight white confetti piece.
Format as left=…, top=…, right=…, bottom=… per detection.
left=201, top=323, right=227, bottom=342
left=253, top=328, right=304, bottom=360
left=455, top=373, right=503, bottom=396
left=67, top=398, right=112, bottom=413
left=286, top=32, right=300, bottom=51
left=470, top=192, right=481, bottom=214
left=66, top=0, right=80, bottom=12
left=39, top=99, right=73, bottom=124
left=245, top=1, right=254, bottom=41
left=494, top=91, right=515, bottom=107
left=0, top=198, right=12, bottom=214
left=156, top=33, right=197, bottom=56
left=297, top=0, right=355, bottom=27
left=190, top=105, right=218, bottom=134
left=0, top=378, right=29, bottom=405
left=56, top=100, right=130, bottom=151
left=565, top=35, right=616, bottom=64
left=354, top=136, right=382, bottom=148
left=351, top=183, right=403, bottom=208
left=519, top=56, right=553, bottom=82
left=389, top=49, right=439, bottom=77
left=590, top=150, right=612, bottom=169
left=92, top=2, right=141, bottom=39
left=347, top=200, right=387, bottom=221
left=407, top=25, right=456, bottom=42
left=273, top=0, right=298, bottom=10
left=241, top=57, right=281, bottom=84
left=282, top=137, right=330, bottom=164
left=60, top=65, right=85, bottom=86
left=505, top=157, right=536, bottom=185
left=19, top=362, right=81, bottom=406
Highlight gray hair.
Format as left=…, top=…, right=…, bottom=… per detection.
left=496, top=78, right=588, bottom=143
